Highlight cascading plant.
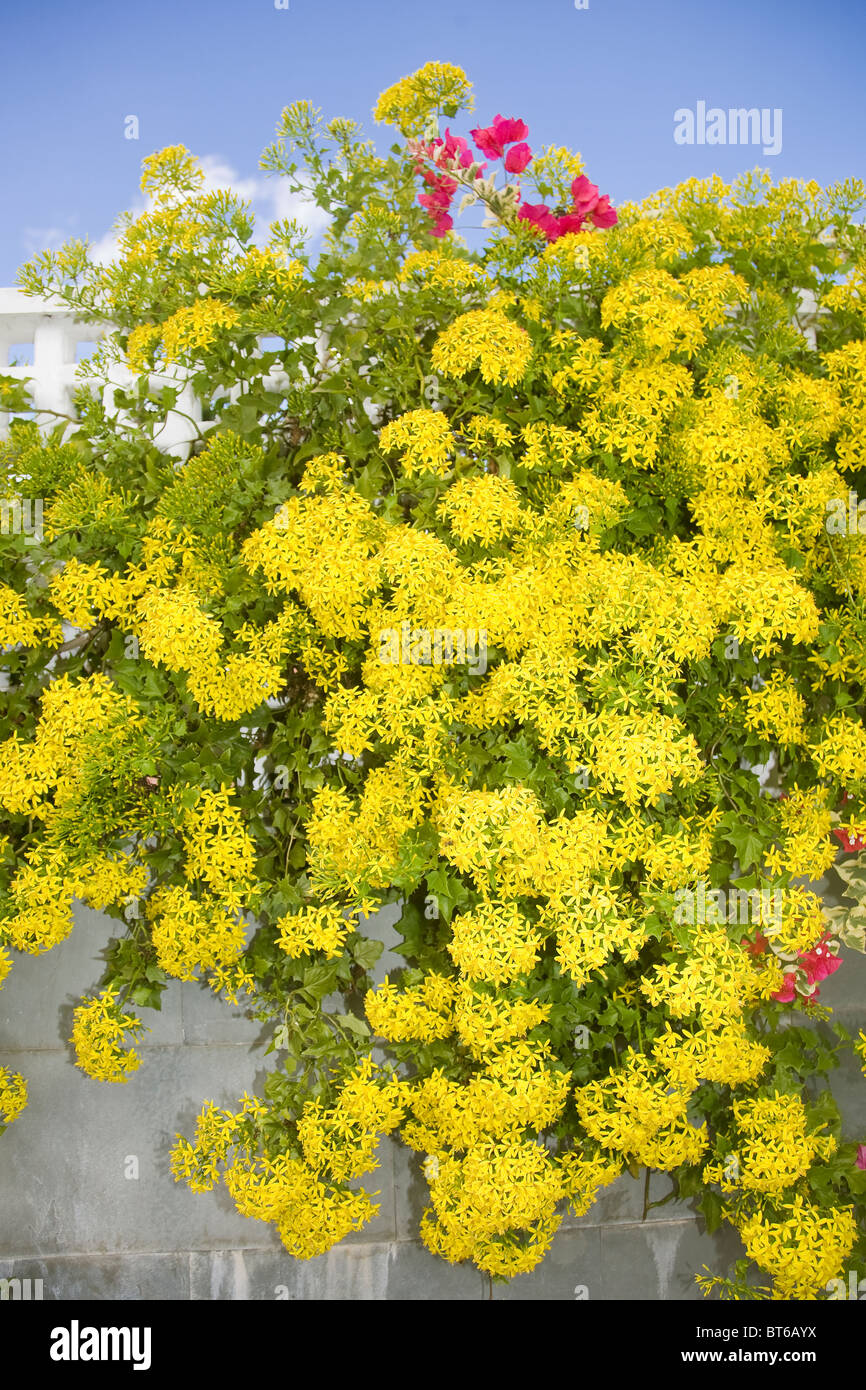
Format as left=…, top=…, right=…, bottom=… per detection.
left=1, top=59, right=866, bottom=1296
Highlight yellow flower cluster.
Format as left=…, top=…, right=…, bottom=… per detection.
left=0, top=1067, right=28, bottom=1127
left=227, top=1155, right=378, bottom=1258
left=180, top=785, right=258, bottom=910
left=71, top=989, right=146, bottom=1083
left=437, top=474, right=522, bottom=545
left=447, top=901, right=541, bottom=985
left=704, top=1092, right=835, bottom=1196
left=742, top=674, right=807, bottom=745
left=461, top=413, right=513, bottom=452
left=652, top=1023, right=771, bottom=1089
left=810, top=712, right=866, bottom=785
left=546, top=884, right=644, bottom=989
left=431, top=309, right=532, bottom=386
left=147, top=885, right=247, bottom=981
left=304, top=763, right=427, bottom=897
left=590, top=709, right=704, bottom=806
left=170, top=1092, right=264, bottom=1191
left=172, top=1075, right=395, bottom=1258
left=0, top=672, right=135, bottom=820
left=135, top=585, right=283, bottom=719
left=0, top=585, right=62, bottom=649
left=400, top=250, right=488, bottom=292
left=734, top=1195, right=858, bottom=1299
left=379, top=408, right=454, bottom=478
left=763, top=885, right=825, bottom=956
left=242, top=490, right=382, bottom=638
left=452, top=988, right=550, bottom=1059
left=575, top=1051, right=708, bottom=1168
left=775, top=788, right=838, bottom=881
left=642, top=922, right=783, bottom=1029
left=373, top=61, right=474, bottom=137
left=420, top=1138, right=565, bottom=1276
left=275, top=902, right=356, bottom=960
left=364, top=973, right=457, bottom=1042
left=402, top=1041, right=569, bottom=1153
left=299, top=452, right=347, bottom=494
left=127, top=298, right=239, bottom=371
left=296, top=1058, right=405, bottom=1181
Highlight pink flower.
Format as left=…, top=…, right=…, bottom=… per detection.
left=518, top=202, right=562, bottom=241
left=772, top=973, right=797, bottom=1004
left=770, top=931, right=842, bottom=1003
left=438, top=128, right=475, bottom=170
left=504, top=142, right=533, bottom=174
left=742, top=932, right=769, bottom=958
left=470, top=113, right=529, bottom=159
left=569, top=175, right=618, bottom=230
left=555, top=212, right=586, bottom=237
left=429, top=211, right=453, bottom=238
left=571, top=174, right=601, bottom=217
left=418, top=188, right=452, bottom=213
left=856, top=1144, right=866, bottom=1171
left=590, top=194, right=618, bottom=229
left=799, top=933, right=843, bottom=986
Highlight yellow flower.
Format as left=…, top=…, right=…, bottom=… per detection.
left=0, top=1067, right=28, bottom=1127
left=735, top=1194, right=857, bottom=1299
left=438, top=474, right=522, bottom=546
left=379, top=408, right=454, bottom=477
left=448, top=901, right=542, bottom=985
left=373, top=62, right=473, bottom=137
left=431, top=309, right=532, bottom=386
left=71, top=989, right=146, bottom=1083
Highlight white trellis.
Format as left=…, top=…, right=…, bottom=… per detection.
left=0, top=287, right=203, bottom=459
left=0, top=288, right=333, bottom=460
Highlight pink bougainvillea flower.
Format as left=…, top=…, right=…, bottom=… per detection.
left=590, top=193, right=618, bottom=228
left=555, top=212, right=586, bottom=237
left=438, top=128, right=475, bottom=169
left=418, top=189, right=451, bottom=213
left=518, top=201, right=562, bottom=241
left=571, top=174, right=602, bottom=217
left=770, top=930, right=842, bottom=1004
left=504, top=141, right=533, bottom=174
left=799, top=932, right=843, bottom=986
left=470, top=113, right=529, bottom=159
left=771, top=973, right=797, bottom=1004
left=569, top=175, right=618, bottom=229
left=418, top=173, right=457, bottom=211
left=856, top=1144, right=866, bottom=1171
left=429, top=211, right=453, bottom=237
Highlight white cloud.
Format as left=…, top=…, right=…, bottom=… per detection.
left=21, top=226, right=75, bottom=257
left=21, top=154, right=330, bottom=272
left=198, top=153, right=331, bottom=245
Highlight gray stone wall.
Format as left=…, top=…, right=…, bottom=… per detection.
left=2, top=900, right=864, bottom=1301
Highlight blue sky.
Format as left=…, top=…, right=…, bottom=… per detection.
left=2, top=0, right=864, bottom=284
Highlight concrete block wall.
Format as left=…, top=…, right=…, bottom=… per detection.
left=2, top=898, right=864, bottom=1301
